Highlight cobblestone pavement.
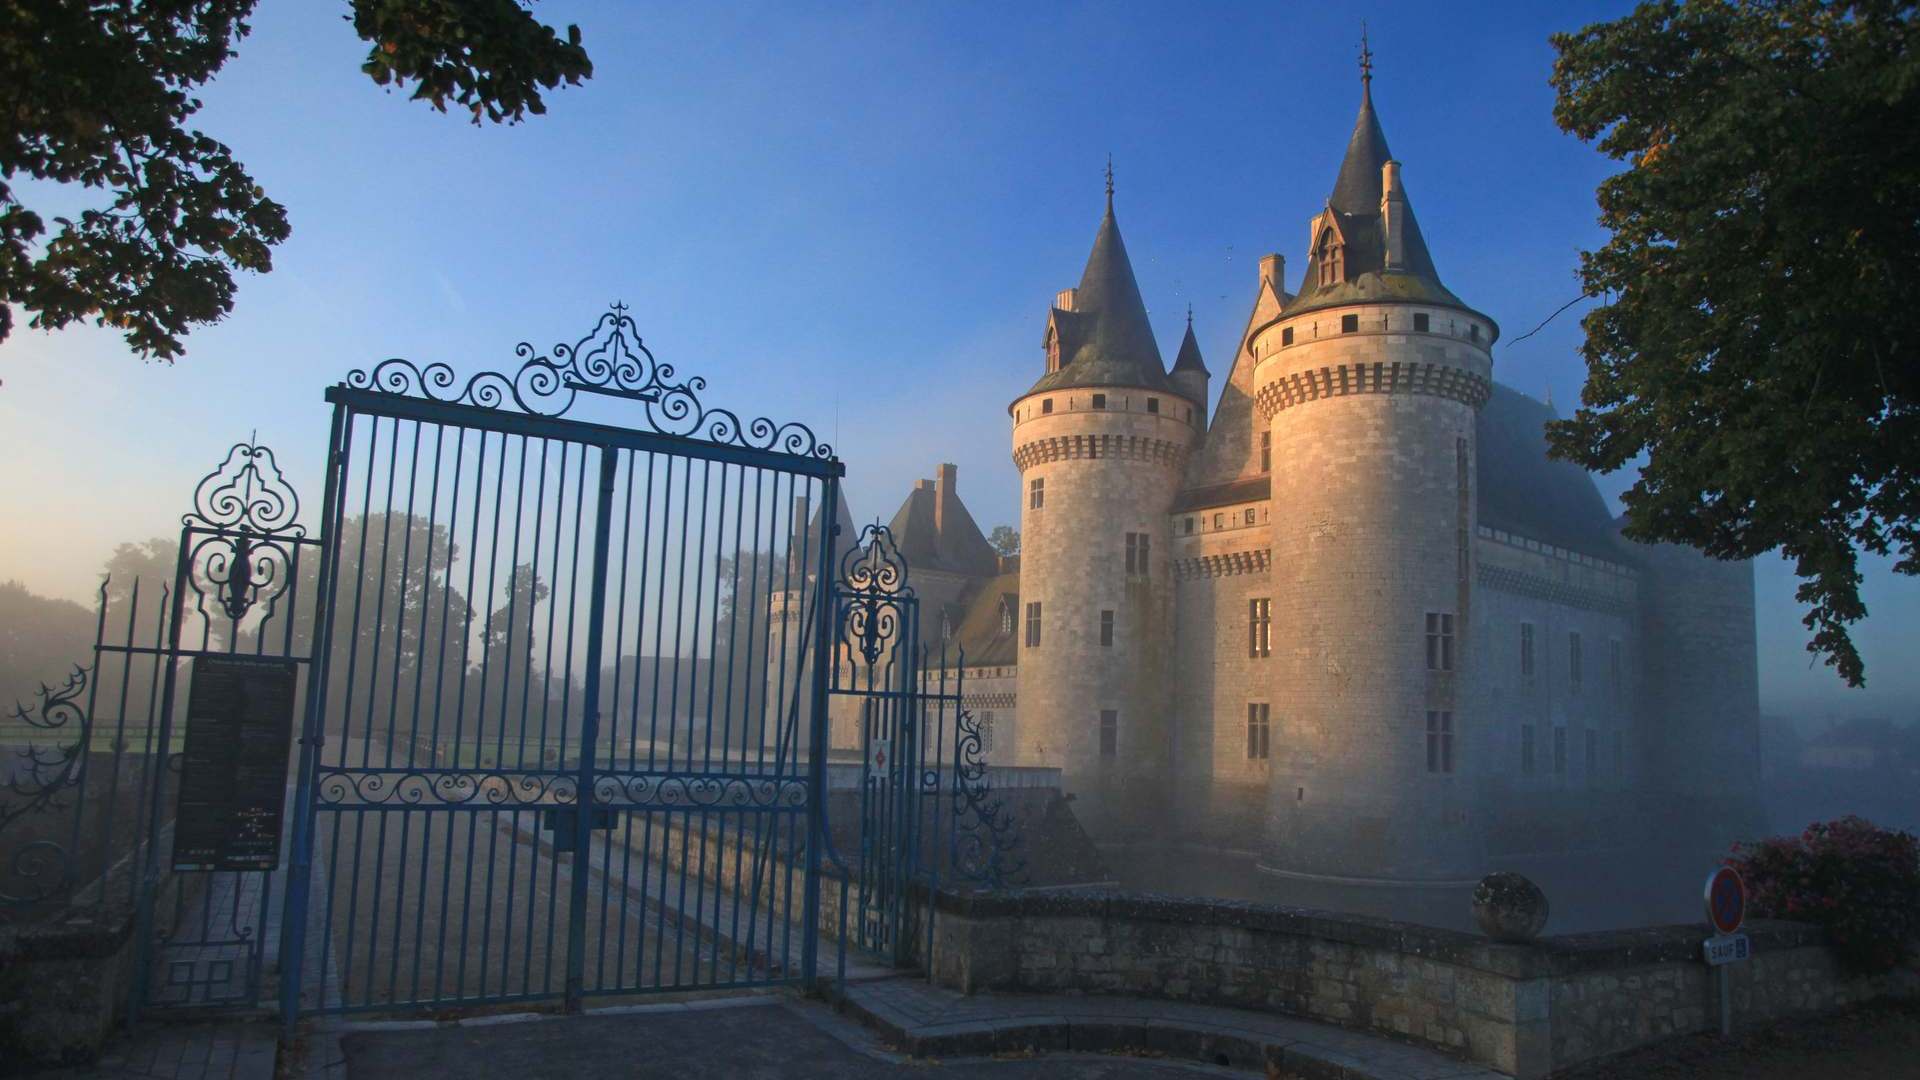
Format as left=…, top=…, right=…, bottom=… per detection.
left=32, top=1024, right=277, bottom=1080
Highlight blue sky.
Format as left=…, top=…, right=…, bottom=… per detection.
left=2, top=1, right=1914, bottom=722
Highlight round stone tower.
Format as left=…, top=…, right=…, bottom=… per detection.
left=1252, top=76, right=1497, bottom=882
left=1010, top=182, right=1200, bottom=842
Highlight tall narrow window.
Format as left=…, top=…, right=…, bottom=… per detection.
left=1247, top=703, right=1271, bottom=760
left=1184, top=516, right=1194, bottom=535
left=1213, top=513, right=1224, bottom=529
left=1610, top=639, right=1623, bottom=696
left=1426, top=711, right=1454, bottom=774
left=1520, top=622, right=1535, bottom=678
left=1244, top=508, right=1256, bottom=526
left=1099, top=609, right=1114, bottom=647
left=1025, top=602, right=1042, bottom=648
left=1584, top=729, right=1598, bottom=778
left=1569, top=632, right=1583, bottom=693
left=1425, top=613, right=1455, bottom=671
left=1248, top=598, right=1272, bottom=658
left=1553, top=727, right=1567, bottom=775
left=1029, top=476, right=1045, bottom=509
left=1521, top=724, right=1536, bottom=775
left=1099, top=710, right=1118, bottom=757
left=1281, top=326, right=1294, bottom=346
left=1124, top=532, right=1150, bottom=576
left=1260, top=431, right=1272, bottom=473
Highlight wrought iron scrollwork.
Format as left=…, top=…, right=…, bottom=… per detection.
left=837, top=524, right=912, bottom=667
left=182, top=440, right=304, bottom=623
left=315, top=769, right=580, bottom=807
left=186, top=442, right=304, bottom=537
left=344, top=303, right=832, bottom=459
left=1, top=667, right=91, bottom=909
left=949, top=703, right=1027, bottom=890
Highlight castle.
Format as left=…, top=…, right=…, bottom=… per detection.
left=817, top=70, right=1765, bottom=885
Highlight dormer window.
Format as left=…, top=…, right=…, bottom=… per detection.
left=999, top=602, right=1014, bottom=636
left=1315, top=226, right=1344, bottom=287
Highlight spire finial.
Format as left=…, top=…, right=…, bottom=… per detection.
left=1359, top=21, right=1374, bottom=95
left=1104, top=154, right=1114, bottom=209
left=1186, top=302, right=1193, bottom=328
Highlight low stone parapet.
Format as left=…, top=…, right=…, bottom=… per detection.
left=920, top=888, right=1918, bottom=1078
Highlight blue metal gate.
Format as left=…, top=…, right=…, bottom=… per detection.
left=820, top=524, right=1028, bottom=980
left=277, top=306, right=842, bottom=1017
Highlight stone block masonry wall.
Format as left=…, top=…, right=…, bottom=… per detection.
left=1251, top=301, right=1493, bottom=882
left=922, top=888, right=1917, bottom=1079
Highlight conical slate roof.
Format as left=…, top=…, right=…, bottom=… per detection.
left=1288, top=81, right=1481, bottom=325
left=1027, top=194, right=1173, bottom=396
left=1171, top=314, right=1208, bottom=376
left=1329, top=86, right=1395, bottom=218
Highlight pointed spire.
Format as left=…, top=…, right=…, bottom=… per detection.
left=1329, top=68, right=1393, bottom=217
left=1024, top=173, right=1172, bottom=396
left=1171, top=310, right=1208, bottom=377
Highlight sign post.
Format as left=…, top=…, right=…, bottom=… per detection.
left=1701, top=866, right=1749, bottom=1036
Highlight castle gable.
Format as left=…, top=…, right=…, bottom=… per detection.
left=1182, top=274, right=1285, bottom=491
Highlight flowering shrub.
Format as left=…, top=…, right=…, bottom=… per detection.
left=1730, top=816, right=1920, bottom=973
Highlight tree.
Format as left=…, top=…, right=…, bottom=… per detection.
left=1, top=1, right=590, bottom=360
left=989, top=525, right=1020, bottom=557
left=1546, top=0, right=1920, bottom=686
left=102, top=538, right=179, bottom=606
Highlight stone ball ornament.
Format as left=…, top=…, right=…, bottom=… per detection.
left=1473, top=871, right=1549, bottom=943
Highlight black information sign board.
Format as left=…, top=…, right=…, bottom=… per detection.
left=173, top=655, right=297, bottom=871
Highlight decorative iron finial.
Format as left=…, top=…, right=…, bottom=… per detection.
left=1104, top=154, right=1114, bottom=208
left=1186, top=302, right=1194, bottom=327
left=1359, top=22, right=1374, bottom=92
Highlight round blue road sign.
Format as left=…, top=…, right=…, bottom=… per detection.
left=1704, top=866, right=1746, bottom=935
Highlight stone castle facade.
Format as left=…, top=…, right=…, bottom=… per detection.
left=812, top=74, right=1764, bottom=885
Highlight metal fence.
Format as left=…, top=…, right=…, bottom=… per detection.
left=1, top=303, right=1027, bottom=1031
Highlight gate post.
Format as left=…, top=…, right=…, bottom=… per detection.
left=564, top=448, right=620, bottom=1011
left=801, top=476, right=840, bottom=986
left=279, top=405, right=353, bottom=1034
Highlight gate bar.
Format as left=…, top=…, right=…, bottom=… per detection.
left=564, top=448, right=620, bottom=1010
left=280, top=403, right=355, bottom=1035
left=801, top=474, right=840, bottom=985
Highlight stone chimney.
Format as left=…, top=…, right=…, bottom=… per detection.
left=934, top=463, right=959, bottom=539
left=1258, top=253, right=1286, bottom=295
left=1380, top=160, right=1406, bottom=270
left=1055, top=287, right=1078, bottom=312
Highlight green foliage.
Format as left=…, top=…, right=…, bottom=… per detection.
left=989, top=525, right=1020, bottom=557
left=0, top=1, right=590, bottom=361
left=1731, top=816, right=1920, bottom=973
left=1546, top=0, right=1920, bottom=686
left=350, top=0, right=591, bottom=124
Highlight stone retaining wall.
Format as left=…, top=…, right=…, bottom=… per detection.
left=0, top=834, right=186, bottom=1071
left=921, top=889, right=1916, bottom=1078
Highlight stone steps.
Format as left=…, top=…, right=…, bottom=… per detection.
left=836, top=976, right=1507, bottom=1080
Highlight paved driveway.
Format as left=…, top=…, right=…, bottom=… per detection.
left=332, top=997, right=1235, bottom=1079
